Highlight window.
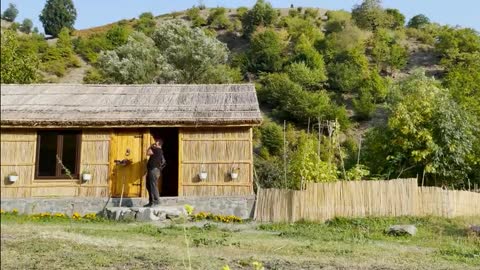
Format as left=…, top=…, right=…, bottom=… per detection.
left=36, top=131, right=81, bottom=179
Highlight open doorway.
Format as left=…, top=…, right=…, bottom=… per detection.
left=150, top=128, right=178, bottom=196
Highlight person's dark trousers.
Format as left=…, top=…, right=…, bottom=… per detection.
left=146, top=167, right=161, bottom=205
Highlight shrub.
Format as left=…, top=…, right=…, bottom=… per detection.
left=207, top=7, right=232, bottom=30
left=248, top=28, right=286, bottom=73
left=241, top=0, right=277, bottom=38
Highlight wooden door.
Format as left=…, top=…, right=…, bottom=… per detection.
left=111, top=130, right=144, bottom=197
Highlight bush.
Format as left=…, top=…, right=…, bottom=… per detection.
left=353, top=88, right=376, bottom=120
left=285, top=61, right=326, bottom=90
left=207, top=7, right=232, bottom=30
left=1, top=3, right=18, bottom=22
left=186, top=7, right=206, bottom=27
left=407, top=14, right=430, bottom=29
left=134, top=12, right=156, bottom=36
left=19, top=19, right=33, bottom=34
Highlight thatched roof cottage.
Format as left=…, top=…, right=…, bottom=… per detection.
left=0, top=84, right=262, bottom=199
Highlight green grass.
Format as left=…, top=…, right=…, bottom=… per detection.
left=1, top=214, right=479, bottom=270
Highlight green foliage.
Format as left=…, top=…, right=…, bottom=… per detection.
left=324, top=10, right=352, bottom=34
left=321, top=23, right=369, bottom=59
left=151, top=20, right=229, bottom=83
left=284, top=16, right=324, bottom=43
left=186, top=7, right=206, bottom=27
left=207, top=7, right=232, bottom=30
left=436, top=27, right=480, bottom=57
left=241, top=0, right=277, bottom=38
left=105, top=25, right=131, bottom=47
left=291, top=34, right=326, bottom=71
left=74, top=34, right=112, bottom=63
left=248, top=28, right=286, bottom=73
left=385, top=8, right=405, bottom=29
left=363, top=70, right=478, bottom=185
left=0, top=30, right=39, bottom=83
left=19, top=18, right=33, bottom=34
left=288, top=133, right=337, bottom=187
left=134, top=12, right=156, bottom=36
left=346, top=164, right=370, bottom=180
left=39, top=0, right=77, bottom=37
left=369, top=28, right=407, bottom=72
left=83, top=67, right=106, bottom=84
left=2, top=3, right=18, bottom=22
left=97, top=32, right=165, bottom=84
left=236, top=7, right=248, bottom=19
left=353, top=88, right=376, bottom=120
left=303, top=8, right=319, bottom=19
left=260, top=121, right=284, bottom=156
left=327, top=48, right=370, bottom=93
left=351, top=0, right=390, bottom=31
left=407, top=14, right=430, bottom=29
left=259, top=73, right=349, bottom=127
left=285, top=62, right=326, bottom=90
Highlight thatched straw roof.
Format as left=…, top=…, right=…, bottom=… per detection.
left=0, top=84, right=262, bottom=127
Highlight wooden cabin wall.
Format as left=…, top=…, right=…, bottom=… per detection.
left=179, top=127, right=254, bottom=196
left=1, top=130, right=36, bottom=198
left=1, top=129, right=110, bottom=198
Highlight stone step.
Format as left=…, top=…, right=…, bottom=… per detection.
left=104, top=205, right=187, bottom=221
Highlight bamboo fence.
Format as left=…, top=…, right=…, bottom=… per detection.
left=254, top=179, right=480, bottom=222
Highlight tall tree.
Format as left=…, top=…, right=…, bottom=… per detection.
left=39, top=0, right=77, bottom=37
left=248, top=28, right=286, bottom=73
left=407, top=14, right=430, bottom=29
left=19, top=18, right=33, bottom=34
left=242, top=0, right=277, bottom=38
left=351, top=0, right=389, bottom=31
left=1, top=3, right=18, bottom=22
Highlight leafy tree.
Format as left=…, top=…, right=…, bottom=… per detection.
left=303, top=8, right=319, bottom=19
left=97, top=32, right=167, bottom=84
left=236, top=7, right=248, bottom=19
left=151, top=20, right=229, bottom=83
left=1, top=3, right=18, bottom=22
left=248, top=28, right=286, bottom=73
left=134, top=12, right=156, bottom=36
left=327, top=48, right=370, bottom=93
left=385, top=8, right=405, bottom=29
left=242, top=0, right=277, bottom=38
left=207, top=7, right=232, bottom=30
left=407, top=14, right=430, bottom=29
left=39, top=0, right=77, bottom=37
left=353, top=87, right=376, bottom=120
left=291, top=34, right=326, bottom=71
left=19, top=18, right=33, bottom=34
left=1, top=30, right=39, bottom=83
left=363, top=70, right=477, bottom=185
left=351, top=0, right=389, bottom=31
left=321, top=23, right=368, bottom=59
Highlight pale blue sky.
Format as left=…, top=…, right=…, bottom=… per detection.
left=1, top=0, right=479, bottom=32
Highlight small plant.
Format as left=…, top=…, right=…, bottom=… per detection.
left=184, top=204, right=194, bottom=215
left=81, top=166, right=92, bottom=181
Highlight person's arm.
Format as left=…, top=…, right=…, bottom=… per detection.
left=146, top=145, right=154, bottom=156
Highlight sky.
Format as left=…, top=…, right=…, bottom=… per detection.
left=1, top=0, right=479, bottom=32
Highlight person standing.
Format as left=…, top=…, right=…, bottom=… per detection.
left=145, top=137, right=166, bottom=207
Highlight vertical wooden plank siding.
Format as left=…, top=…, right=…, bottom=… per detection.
left=1, top=129, right=111, bottom=198
left=108, top=130, right=117, bottom=197
left=178, top=130, right=184, bottom=196
left=179, top=127, right=254, bottom=196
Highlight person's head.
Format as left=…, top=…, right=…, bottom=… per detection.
left=154, top=137, right=163, bottom=146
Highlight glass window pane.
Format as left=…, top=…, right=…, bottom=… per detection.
left=61, top=133, right=78, bottom=176
left=38, top=132, right=58, bottom=177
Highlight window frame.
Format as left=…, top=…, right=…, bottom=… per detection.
left=35, top=130, right=82, bottom=180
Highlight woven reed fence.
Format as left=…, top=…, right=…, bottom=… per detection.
left=254, top=179, right=480, bottom=222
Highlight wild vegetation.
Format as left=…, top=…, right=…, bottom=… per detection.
left=1, top=212, right=479, bottom=269
left=1, top=0, right=479, bottom=188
